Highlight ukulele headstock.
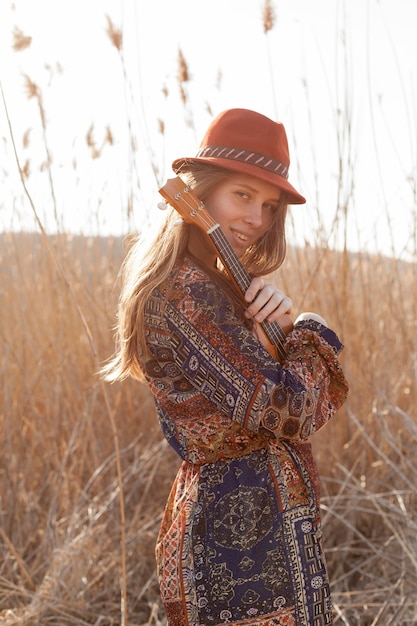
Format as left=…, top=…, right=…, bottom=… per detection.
left=159, top=177, right=215, bottom=233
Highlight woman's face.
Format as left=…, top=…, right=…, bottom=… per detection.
left=204, top=174, right=282, bottom=257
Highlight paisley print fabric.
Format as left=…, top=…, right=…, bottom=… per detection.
left=140, top=258, right=349, bottom=625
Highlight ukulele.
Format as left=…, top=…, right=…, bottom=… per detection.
left=159, top=176, right=293, bottom=361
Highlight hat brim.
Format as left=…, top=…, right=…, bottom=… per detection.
left=172, top=156, right=306, bottom=205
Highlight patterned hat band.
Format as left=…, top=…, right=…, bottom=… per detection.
left=195, top=146, right=290, bottom=180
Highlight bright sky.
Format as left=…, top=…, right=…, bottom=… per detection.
left=1, top=0, right=416, bottom=260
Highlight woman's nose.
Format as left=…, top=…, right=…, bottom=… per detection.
left=243, top=203, right=263, bottom=226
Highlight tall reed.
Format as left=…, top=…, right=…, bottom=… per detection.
left=1, top=1, right=416, bottom=623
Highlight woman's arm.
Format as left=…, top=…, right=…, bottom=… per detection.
left=156, top=268, right=348, bottom=442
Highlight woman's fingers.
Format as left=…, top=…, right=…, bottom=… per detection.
left=244, top=278, right=292, bottom=323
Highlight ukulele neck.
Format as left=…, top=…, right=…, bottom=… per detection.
left=207, top=225, right=286, bottom=361
left=208, top=225, right=252, bottom=294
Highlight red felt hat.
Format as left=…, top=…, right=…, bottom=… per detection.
left=172, top=108, right=306, bottom=205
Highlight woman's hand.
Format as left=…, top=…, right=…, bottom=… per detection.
left=244, top=277, right=292, bottom=324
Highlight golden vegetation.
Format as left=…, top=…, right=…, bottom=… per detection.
left=12, top=28, right=32, bottom=52
left=1, top=232, right=416, bottom=625
left=262, top=0, right=275, bottom=34
left=1, top=232, right=174, bottom=625
left=106, top=16, right=123, bottom=52
left=2, top=1, right=416, bottom=623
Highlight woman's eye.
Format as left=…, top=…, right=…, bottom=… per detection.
left=263, top=202, right=277, bottom=212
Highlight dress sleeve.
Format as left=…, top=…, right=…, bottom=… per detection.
left=157, top=275, right=348, bottom=442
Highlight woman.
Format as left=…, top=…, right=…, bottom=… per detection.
left=104, top=108, right=349, bottom=625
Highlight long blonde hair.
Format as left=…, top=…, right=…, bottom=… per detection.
left=102, top=163, right=289, bottom=382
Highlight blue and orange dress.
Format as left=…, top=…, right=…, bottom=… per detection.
left=139, top=257, right=348, bottom=626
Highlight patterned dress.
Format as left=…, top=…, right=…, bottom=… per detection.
left=139, top=257, right=348, bottom=626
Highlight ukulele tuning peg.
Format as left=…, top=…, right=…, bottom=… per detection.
left=157, top=201, right=168, bottom=210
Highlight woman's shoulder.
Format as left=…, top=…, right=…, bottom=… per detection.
left=161, top=256, right=231, bottom=309
left=150, top=255, right=242, bottom=327
left=164, top=256, right=214, bottom=290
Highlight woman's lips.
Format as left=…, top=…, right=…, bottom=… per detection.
left=230, top=228, right=250, bottom=245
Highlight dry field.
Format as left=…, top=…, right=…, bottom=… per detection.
left=1, top=231, right=416, bottom=625
left=2, top=2, right=416, bottom=623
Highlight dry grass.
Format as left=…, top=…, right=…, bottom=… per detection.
left=0, top=233, right=175, bottom=625
left=1, top=231, right=416, bottom=625
left=2, top=1, right=416, bottom=622
left=278, top=246, right=417, bottom=624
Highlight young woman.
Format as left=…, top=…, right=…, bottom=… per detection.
left=104, top=108, right=349, bottom=625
